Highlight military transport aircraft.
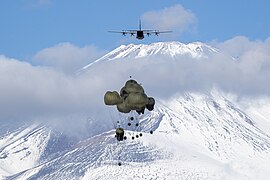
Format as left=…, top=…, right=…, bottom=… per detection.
left=108, top=20, right=172, bottom=40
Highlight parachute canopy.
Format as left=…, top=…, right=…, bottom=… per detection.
left=104, top=79, right=155, bottom=114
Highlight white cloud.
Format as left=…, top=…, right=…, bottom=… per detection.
left=0, top=55, right=108, bottom=136
left=1, top=36, right=270, bottom=137
left=33, top=42, right=106, bottom=74
left=214, top=36, right=270, bottom=95
left=141, top=4, right=197, bottom=36
left=215, top=36, right=263, bottom=59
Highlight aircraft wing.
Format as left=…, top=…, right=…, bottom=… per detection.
left=143, top=30, right=173, bottom=35
left=108, top=30, right=137, bottom=35
left=156, top=30, right=173, bottom=33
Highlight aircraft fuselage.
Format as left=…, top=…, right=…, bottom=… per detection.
left=136, top=31, right=144, bottom=40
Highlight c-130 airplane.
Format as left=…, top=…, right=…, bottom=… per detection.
left=109, top=20, right=172, bottom=40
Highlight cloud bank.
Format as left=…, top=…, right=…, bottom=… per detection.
left=33, top=42, right=106, bottom=74
left=0, top=54, right=108, bottom=136
left=141, top=4, right=197, bottom=36
left=216, top=36, right=270, bottom=95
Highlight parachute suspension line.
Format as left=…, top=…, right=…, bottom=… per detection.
left=106, top=106, right=117, bottom=129
left=130, top=112, right=134, bottom=140
left=106, top=108, right=125, bottom=166
left=138, top=117, right=143, bottom=137
left=137, top=114, right=144, bottom=132
left=130, top=110, right=138, bottom=140
left=114, top=130, right=125, bottom=166
left=135, top=115, right=143, bottom=138
left=116, top=136, right=127, bottom=166
left=116, top=140, right=121, bottom=166
left=150, top=114, right=154, bottom=134
left=117, top=111, right=125, bottom=128
left=106, top=109, right=124, bottom=166
left=128, top=111, right=142, bottom=139
left=107, top=110, right=122, bottom=166
left=109, top=136, right=119, bottom=166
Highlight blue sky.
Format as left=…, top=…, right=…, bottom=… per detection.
left=1, top=0, right=270, bottom=60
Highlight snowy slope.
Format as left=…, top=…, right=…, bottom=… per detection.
left=0, top=124, right=77, bottom=179
left=8, top=91, right=270, bottom=180
left=0, top=124, right=50, bottom=178
left=240, top=98, right=270, bottom=134
left=82, top=92, right=270, bottom=179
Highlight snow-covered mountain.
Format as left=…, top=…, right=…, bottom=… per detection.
left=0, top=124, right=76, bottom=179
left=1, top=42, right=270, bottom=179
left=80, top=41, right=219, bottom=72
left=0, top=124, right=50, bottom=177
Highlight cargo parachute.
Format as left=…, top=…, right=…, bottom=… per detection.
left=104, top=79, right=155, bottom=115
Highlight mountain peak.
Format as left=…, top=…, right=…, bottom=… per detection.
left=80, top=41, right=218, bottom=71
